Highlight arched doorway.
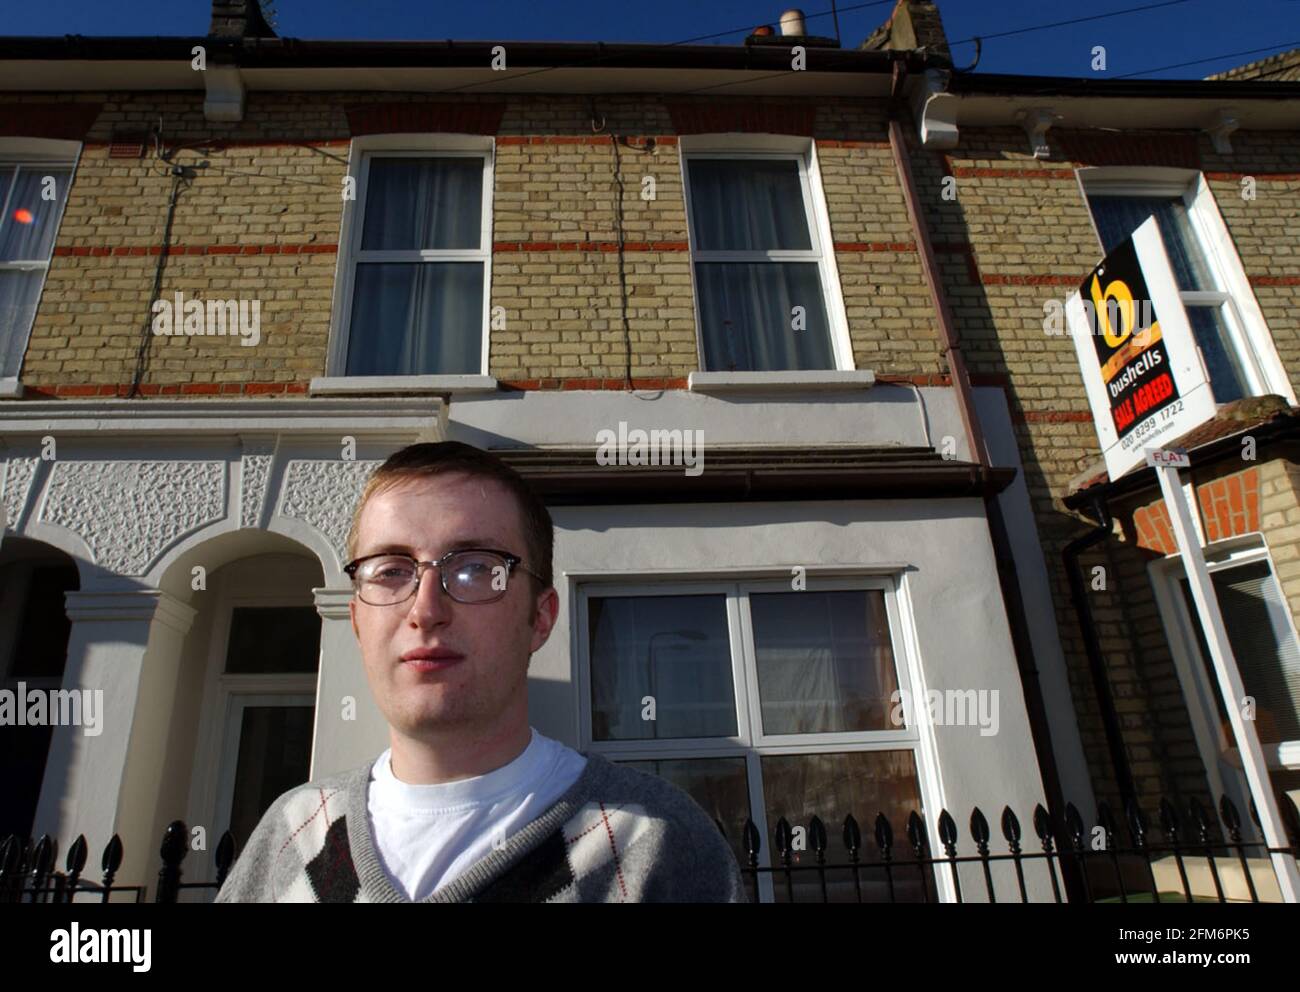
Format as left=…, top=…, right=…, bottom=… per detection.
left=0, top=537, right=81, bottom=841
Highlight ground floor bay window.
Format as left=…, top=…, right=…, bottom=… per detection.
left=1152, top=536, right=1300, bottom=828
left=576, top=575, right=939, bottom=903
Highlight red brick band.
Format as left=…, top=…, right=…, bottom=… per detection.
left=54, top=244, right=338, bottom=256
left=345, top=101, right=506, bottom=136
left=664, top=102, right=816, bottom=137
left=0, top=103, right=103, bottom=140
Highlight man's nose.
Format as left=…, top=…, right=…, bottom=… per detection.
left=406, top=565, right=454, bottom=627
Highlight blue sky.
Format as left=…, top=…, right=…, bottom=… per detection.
left=5, top=0, right=1300, bottom=79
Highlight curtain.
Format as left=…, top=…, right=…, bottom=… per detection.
left=687, top=159, right=835, bottom=372
left=1087, top=194, right=1213, bottom=292
left=687, top=159, right=811, bottom=251
left=751, top=590, right=899, bottom=735
left=347, top=157, right=484, bottom=375
left=0, top=167, right=71, bottom=262
left=0, top=270, right=42, bottom=378
left=360, top=157, right=481, bottom=250
left=695, top=262, right=834, bottom=371
left=588, top=595, right=736, bottom=740
left=346, top=262, right=482, bottom=375
left=0, top=166, right=72, bottom=378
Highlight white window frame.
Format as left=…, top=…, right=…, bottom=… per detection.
left=1076, top=166, right=1296, bottom=407
left=679, top=135, right=855, bottom=374
left=188, top=593, right=321, bottom=872
left=326, top=134, right=494, bottom=380
left=0, top=137, right=81, bottom=396
left=574, top=572, right=949, bottom=902
left=1150, top=533, right=1300, bottom=817
left=212, top=691, right=315, bottom=854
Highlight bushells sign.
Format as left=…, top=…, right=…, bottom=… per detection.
left=1066, top=217, right=1217, bottom=480
left=1088, top=237, right=1176, bottom=434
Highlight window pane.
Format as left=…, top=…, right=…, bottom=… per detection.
left=1185, top=303, right=1248, bottom=404
left=1180, top=561, right=1300, bottom=744
left=346, top=262, right=483, bottom=375
left=687, top=159, right=811, bottom=251
left=0, top=167, right=72, bottom=262
left=227, top=705, right=314, bottom=846
left=750, top=589, right=901, bottom=735
left=0, top=268, right=45, bottom=378
left=1087, top=194, right=1214, bottom=292
left=360, top=157, right=482, bottom=251
left=225, top=606, right=322, bottom=674
left=619, top=755, right=753, bottom=898
left=696, top=261, right=834, bottom=372
left=761, top=750, right=935, bottom=902
left=588, top=594, right=736, bottom=740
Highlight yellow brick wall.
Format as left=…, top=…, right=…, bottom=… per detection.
left=12, top=92, right=947, bottom=391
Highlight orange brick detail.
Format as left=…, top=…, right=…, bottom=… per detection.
left=1133, top=501, right=1179, bottom=555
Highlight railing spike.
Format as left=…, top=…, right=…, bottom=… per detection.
left=842, top=813, right=861, bottom=856
left=1032, top=804, right=1052, bottom=844
left=1188, top=797, right=1212, bottom=844
left=32, top=835, right=54, bottom=875
left=874, top=812, right=893, bottom=853
left=1158, top=798, right=1179, bottom=842
left=1064, top=803, right=1086, bottom=848
left=969, top=807, right=990, bottom=848
left=101, top=834, right=123, bottom=875
left=65, top=835, right=88, bottom=875
left=1124, top=796, right=1147, bottom=846
left=1219, top=794, right=1241, bottom=836
left=774, top=817, right=792, bottom=856
left=937, top=809, right=957, bottom=848
left=808, top=815, right=827, bottom=854
left=1001, top=806, right=1021, bottom=845
left=743, top=819, right=761, bottom=860
left=906, top=810, right=928, bottom=856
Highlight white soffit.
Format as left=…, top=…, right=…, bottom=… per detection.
left=953, top=93, right=1299, bottom=131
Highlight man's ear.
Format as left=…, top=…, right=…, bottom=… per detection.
left=349, top=596, right=359, bottom=641
left=528, top=585, right=560, bottom=654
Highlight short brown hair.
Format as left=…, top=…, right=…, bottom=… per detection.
left=345, top=441, right=554, bottom=589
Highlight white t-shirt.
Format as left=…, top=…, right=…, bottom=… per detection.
left=366, top=727, right=588, bottom=901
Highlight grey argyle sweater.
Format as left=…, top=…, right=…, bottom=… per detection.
left=215, top=750, right=748, bottom=903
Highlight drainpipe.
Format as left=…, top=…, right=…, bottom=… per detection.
left=886, top=61, right=1086, bottom=902
left=1062, top=494, right=1138, bottom=803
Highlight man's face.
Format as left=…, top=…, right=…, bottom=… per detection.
left=348, top=472, right=559, bottom=742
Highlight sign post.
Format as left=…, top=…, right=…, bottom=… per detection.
left=1146, top=447, right=1300, bottom=902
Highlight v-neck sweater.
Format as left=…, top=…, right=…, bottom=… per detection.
left=214, top=749, right=748, bottom=903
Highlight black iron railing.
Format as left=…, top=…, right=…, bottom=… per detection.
left=4, top=791, right=1297, bottom=903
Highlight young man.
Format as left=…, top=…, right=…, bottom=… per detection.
left=216, top=441, right=747, bottom=903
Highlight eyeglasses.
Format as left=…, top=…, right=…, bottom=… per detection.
left=343, top=548, right=543, bottom=607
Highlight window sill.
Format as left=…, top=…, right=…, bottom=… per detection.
left=0, top=378, right=24, bottom=399
left=687, top=370, right=875, bottom=394
left=309, top=375, right=498, bottom=397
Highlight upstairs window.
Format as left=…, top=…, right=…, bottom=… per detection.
left=683, top=151, right=848, bottom=373
left=0, top=159, right=74, bottom=380
left=1082, top=170, right=1292, bottom=407
left=334, top=147, right=492, bottom=377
